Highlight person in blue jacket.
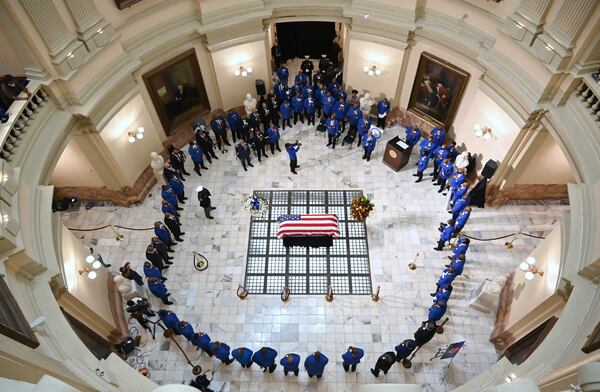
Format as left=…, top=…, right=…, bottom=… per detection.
left=154, top=221, right=174, bottom=248
left=431, top=144, right=448, bottom=181
left=280, top=99, right=292, bottom=130
left=447, top=141, right=459, bottom=162
left=191, top=332, right=212, bottom=355
left=362, top=130, right=377, bottom=161
left=451, top=182, right=469, bottom=208
left=325, top=114, right=340, bottom=149
left=267, top=122, right=281, bottom=154
left=302, top=84, right=313, bottom=100
left=252, top=346, right=278, bottom=373
left=304, top=351, right=328, bottom=378
left=453, top=206, right=472, bottom=235
left=450, top=237, right=470, bottom=260
left=315, top=83, right=326, bottom=118
left=413, top=152, right=430, bottom=183
left=226, top=111, right=241, bottom=143
left=168, top=175, right=186, bottom=203
left=431, top=285, right=453, bottom=304
left=285, top=142, right=301, bottom=174
left=321, top=91, right=335, bottom=121
left=431, top=126, right=445, bottom=149
left=304, top=92, right=316, bottom=125
left=210, top=341, right=234, bottom=365
left=158, top=309, right=180, bottom=334
left=290, top=82, right=301, bottom=101
left=357, top=113, right=371, bottom=147
left=276, top=64, right=289, bottom=85
left=376, top=98, right=390, bottom=129
left=448, top=254, right=466, bottom=276
left=428, top=301, right=447, bottom=322
left=148, top=276, right=173, bottom=304
left=161, top=200, right=177, bottom=217
left=437, top=158, right=454, bottom=193
left=231, top=347, right=253, bottom=368
left=394, top=339, right=416, bottom=362
left=434, top=221, right=456, bottom=251
left=420, top=135, right=434, bottom=157
left=341, top=346, right=364, bottom=372
left=334, top=98, right=348, bottom=132
left=294, top=70, right=306, bottom=87
left=435, top=268, right=457, bottom=291
left=143, top=261, right=166, bottom=282
left=346, top=104, right=362, bottom=135
left=178, top=320, right=194, bottom=341
left=280, top=353, right=300, bottom=376
left=405, top=126, right=421, bottom=146
left=451, top=194, right=470, bottom=220
left=210, top=115, right=230, bottom=150
left=188, top=141, right=208, bottom=176
left=291, top=92, right=304, bottom=124
left=274, top=82, right=287, bottom=101
left=449, top=168, right=466, bottom=193
left=161, top=185, right=179, bottom=210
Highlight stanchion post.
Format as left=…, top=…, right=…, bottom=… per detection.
left=237, top=284, right=249, bottom=299
left=325, top=285, right=334, bottom=302
left=371, top=285, right=380, bottom=302
left=281, top=286, right=290, bottom=302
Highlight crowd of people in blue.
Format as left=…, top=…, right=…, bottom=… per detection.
left=116, top=56, right=476, bottom=390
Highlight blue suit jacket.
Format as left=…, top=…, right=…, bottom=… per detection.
left=252, top=348, right=278, bottom=367
left=143, top=265, right=162, bottom=279
left=304, top=354, right=329, bottom=375
left=232, top=347, right=253, bottom=364
left=341, top=348, right=364, bottom=365
left=280, top=354, right=301, bottom=371
left=149, top=281, right=167, bottom=298
left=395, top=341, right=415, bottom=359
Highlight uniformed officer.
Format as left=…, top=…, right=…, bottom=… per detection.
left=291, top=92, right=304, bottom=124
left=347, top=103, right=362, bottom=135
left=280, top=353, right=300, bottom=376
left=154, top=221, right=175, bottom=249
left=301, top=56, right=314, bottom=84
left=304, top=91, right=316, bottom=125
left=259, top=101, right=272, bottom=130
left=437, top=158, right=454, bottom=193
left=405, top=126, right=421, bottom=146
left=431, top=126, right=446, bottom=150
left=210, top=115, right=230, bottom=150
left=313, top=69, right=323, bottom=89
left=395, top=339, right=417, bottom=363
left=188, top=141, right=208, bottom=176
left=196, top=126, right=218, bottom=162
left=231, top=347, right=253, bottom=368
left=148, top=276, right=173, bottom=304
left=362, top=130, right=377, bottom=161
left=342, top=346, right=364, bottom=372
left=274, top=81, right=287, bottom=102
left=226, top=110, right=242, bottom=143
left=321, top=91, right=335, bottom=121
left=434, top=221, right=456, bottom=250
left=252, top=346, right=278, bottom=373
left=453, top=206, right=472, bottom=235
left=370, top=351, right=395, bottom=377
left=235, top=141, right=254, bottom=171
left=146, top=245, right=166, bottom=270
left=158, top=309, right=180, bottom=334
left=285, top=142, right=301, bottom=174
left=451, top=194, right=470, bottom=220
left=267, top=122, right=281, bottom=154
left=276, top=63, right=289, bottom=85
left=333, top=97, right=348, bottom=131
left=413, top=152, right=430, bottom=183
left=448, top=254, right=466, bottom=276
left=143, top=261, right=166, bottom=282
left=168, top=175, right=187, bottom=203
left=151, top=236, right=173, bottom=262
left=325, top=113, right=340, bottom=149
left=191, top=332, right=213, bottom=355
left=420, top=135, right=434, bottom=157
left=376, top=98, right=390, bottom=129
left=209, top=341, right=234, bottom=365
left=178, top=320, right=194, bottom=341
left=304, top=351, right=328, bottom=378
left=414, top=320, right=437, bottom=347
left=428, top=301, right=447, bottom=322
left=357, top=113, right=371, bottom=147
left=251, top=128, right=268, bottom=162
left=431, top=144, right=448, bottom=181
left=164, top=212, right=184, bottom=242
left=280, top=99, right=292, bottom=129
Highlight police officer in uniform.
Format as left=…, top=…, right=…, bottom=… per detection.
left=301, top=56, right=314, bottom=85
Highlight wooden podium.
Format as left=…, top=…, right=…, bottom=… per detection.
left=383, top=136, right=412, bottom=172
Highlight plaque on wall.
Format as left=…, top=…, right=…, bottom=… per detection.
left=142, top=49, right=211, bottom=135
left=407, top=52, right=470, bottom=130
left=115, top=0, right=144, bottom=10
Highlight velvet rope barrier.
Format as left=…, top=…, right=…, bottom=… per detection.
left=67, top=224, right=154, bottom=232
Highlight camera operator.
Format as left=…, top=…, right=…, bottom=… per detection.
left=126, top=297, right=155, bottom=333
left=285, top=141, right=301, bottom=175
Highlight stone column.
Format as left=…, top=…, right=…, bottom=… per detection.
left=19, top=0, right=88, bottom=76
left=502, top=0, right=551, bottom=46
left=63, top=0, right=116, bottom=53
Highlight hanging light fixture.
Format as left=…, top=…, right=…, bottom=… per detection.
left=234, top=66, right=253, bottom=77
left=128, top=126, right=144, bottom=143
left=474, top=124, right=494, bottom=140
left=363, top=65, right=382, bottom=77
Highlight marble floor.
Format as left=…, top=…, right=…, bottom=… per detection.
left=61, top=122, right=568, bottom=392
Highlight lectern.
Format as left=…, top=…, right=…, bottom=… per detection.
left=383, top=136, right=412, bottom=172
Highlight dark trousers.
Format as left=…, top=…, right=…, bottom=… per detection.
left=271, top=112, right=280, bottom=127
left=306, top=112, right=315, bottom=125
left=415, top=170, right=423, bottom=182
left=327, top=134, right=337, bottom=148
left=269, top=141, right=281, bottom=154
left=343, top=363, right=357, bottom=372
left=284, top=368, right=299, bottom=376
left=239, top=155, right=252, bottom=171
left=337, top=118, right=346, bottom=132
left=130, top=271, right=144, bottom=286
left=255, top=145, right=268, bottom=161
left=357, top=133, right=363, bottom=147
left=433, top=161, right=440, bottom=179
left=290, top=159, right=298, bottom=173
left=437, top=178, right=448, bottom=192
left=176, top=192, right=185, bottom=203
left=282, top=118, right=291, bottom=129
left=160, top=294, right=171, bottom=304
left=435, top=239, right=446, bottom=250
left=363, top=149, right=372, bottom=161
left=203, top=206, right=213, bottom=218
left=377, top=116, right=387, bottom=129
left=293, top=111, right=304, bottom=124
left=316, top=106, right=322, bottom=118
left=240, top=361, right=253, bottom=368
left=192, top=160, right=207, bottom=175
left=214, top=134, right=229, bottom=150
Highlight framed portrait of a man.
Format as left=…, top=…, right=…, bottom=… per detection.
left=408, top=52, right=470, bottom=129
left=143, top=49, right=210, bottom=135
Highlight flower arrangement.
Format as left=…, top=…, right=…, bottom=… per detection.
left=243, top=195, right=269, bottom=217
left=351, top=195, right=374, bottom=221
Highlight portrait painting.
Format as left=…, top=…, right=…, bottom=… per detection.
left=143, top=49, right=210, bottom=135
left=408, top=52, right=470, bottom=129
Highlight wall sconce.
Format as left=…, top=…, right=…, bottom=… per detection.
left=128, top=127, right=144, bottom=143
left=519, top=256, right=543, bottom=280
left=474, top=124, right=493, bottom=140
left=79, top=266, right=98, bottom=280
left=85, top=253, right=103, bottom=270
left=505, top=373, right=517, bottom=383
left=363, top=65, right=382, bottom=77
left=234, top=66, right=253, bottom=77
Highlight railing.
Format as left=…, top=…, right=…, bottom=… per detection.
left=574, top=78, right=600, bottom=125
left=0, top=82, right=48, bottom=162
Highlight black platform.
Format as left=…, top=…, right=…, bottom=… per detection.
left=282, top=236, right=334, bottom=248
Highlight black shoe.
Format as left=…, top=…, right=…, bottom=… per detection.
left=167, top=249, right=175, bottom=253
left=180, top=232, right=186, bottom=235
left=161, top=278, right=167, bottom=282
left=371, top=369, right=378, bottom=377
left=415, top=179, right=422, bottom=183
left=291, top=171, right=297, bottom=174
left=214, top=156, right=219, bottom=160
left=201, top=166, right=208, bottom=170
left=183, top=171, right=191, bottom=175
left=166, top=261, right=174, bottom=265
left=438, top=189, right=443, bottom=193
left=249, top=163, right=254, bottom=167
left=211, top=207, right=216, bottom=210
left=433, top=247, right=443, bottom=251
left=207, top=217, right=214, bottom=220
left=225, top=143, right=231, bottom=146
left=168, top=256, right=174, bottom=260
left=412, top=174, right=419, bottom=177
left=165, top=301, right=174, bottom=305
left=326, top=142, right=331, bottom=146
left=244, top=168, right=247, bottom=171
left=177, top=207, right=183, bottom=211
left=264, top=154, right=269, bottom=158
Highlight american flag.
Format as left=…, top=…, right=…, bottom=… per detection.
left=276, top=214, right=340, bottom=239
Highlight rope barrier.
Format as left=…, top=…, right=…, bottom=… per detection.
left=67, top=224, right=154, bottom=232
left=462, top=232, right=545, bottom=241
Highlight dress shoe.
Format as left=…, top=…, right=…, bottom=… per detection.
left=166, top=261, right=174, bottom=265
left=415, top=179, right=422, bottom=183
left=291, top=171, right=297, bottom=174
left=211, top=207, right=216, bottom=210
left=180, top=232, right=186, bottom=235
left=249, top=163, right=254, bottom=167
left=207, top=217, right=214, bottom=220
left=201, top=166, right=208, bottom=170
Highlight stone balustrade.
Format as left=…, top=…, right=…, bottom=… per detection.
left=574, top=78, right=600, bottom=126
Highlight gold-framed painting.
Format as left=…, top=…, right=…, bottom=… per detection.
left=408, top=52, right=470, bottom=130
left=142, top=49, right=210, bottom=136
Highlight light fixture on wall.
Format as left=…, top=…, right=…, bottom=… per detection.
left=363, top=65, right=382, bottom=77
left=127, top=126, right=144, bottom=143
left=79, top=266, right=97, bottom=280
left=234, top=66, right=253, bottom=77
left=519, top=256, right=543, bottom=280
left=505, top=373, right=517, bottom=383
left=474, top=124, right=494, bottom=140
left=85, top=251, right=103, bottom=270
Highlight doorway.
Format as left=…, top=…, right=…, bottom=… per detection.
left=275, top=22, right=337, bottom=61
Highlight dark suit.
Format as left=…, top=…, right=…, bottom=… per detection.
left=235, top=143, right=253, bottom=171
left=145, top=249, right=164, bottom=270
left=165, top=216, right=183, bottom=240
left=198, top=187, right=214, bottom=219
